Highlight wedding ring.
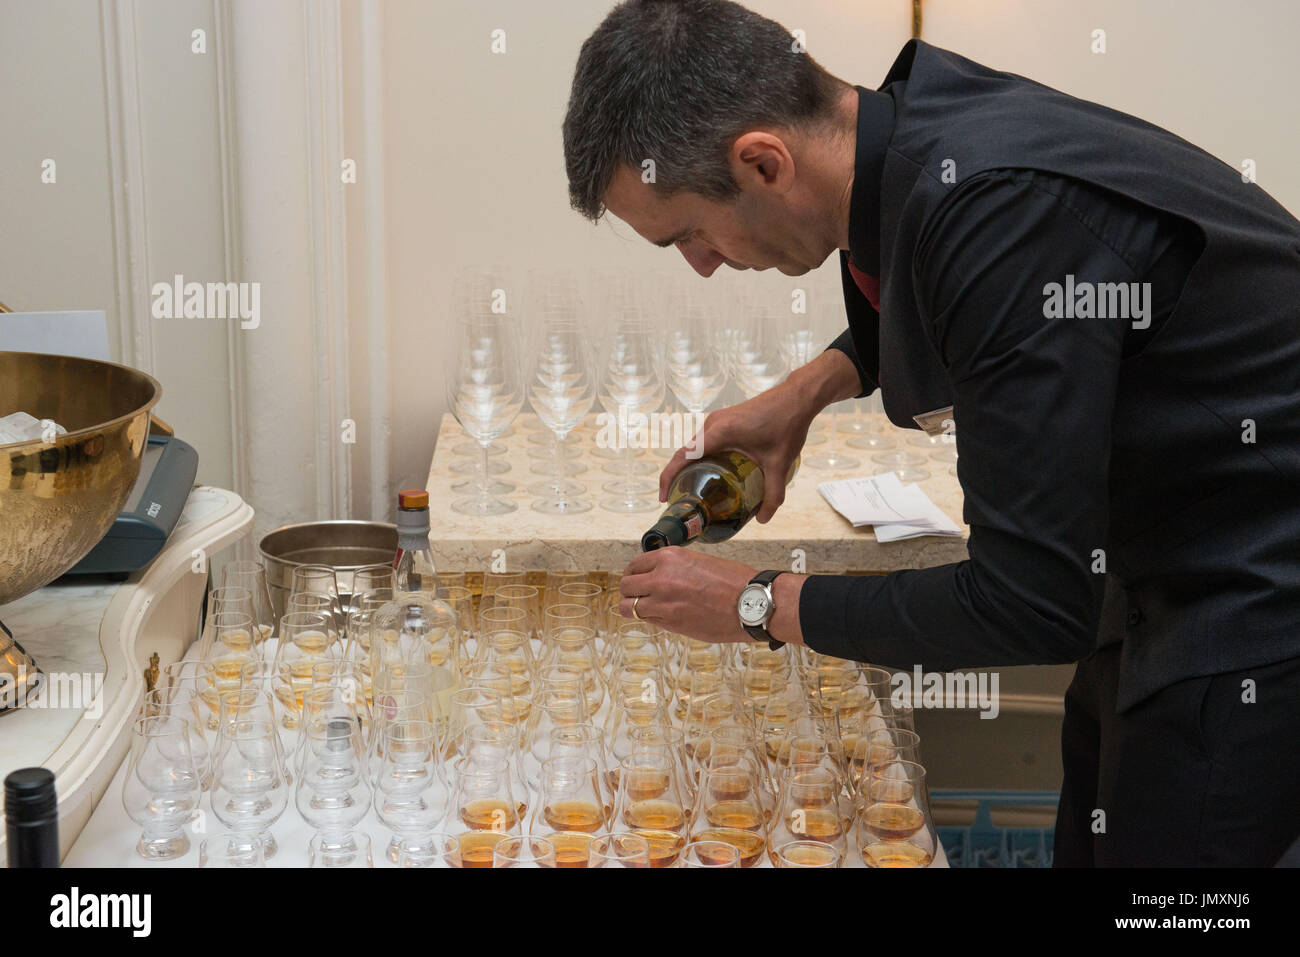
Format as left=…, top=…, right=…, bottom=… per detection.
left=632, top=596, right=644, bottom=621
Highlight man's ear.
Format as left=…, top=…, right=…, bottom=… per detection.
left=729, top=131, right=796, bottom=194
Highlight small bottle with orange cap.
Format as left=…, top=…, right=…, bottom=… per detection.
left=394, top=489, right=438, bottom=593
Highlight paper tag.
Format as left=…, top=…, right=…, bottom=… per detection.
left=912, top=406, right=955, bottom=437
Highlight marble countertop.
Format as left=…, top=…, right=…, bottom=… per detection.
left=425, top=412, right=969, bottom=574
left=0, top=487, right=251, bottom=792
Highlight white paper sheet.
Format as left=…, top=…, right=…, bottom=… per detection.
left=818, top=472, right=963, bottom=541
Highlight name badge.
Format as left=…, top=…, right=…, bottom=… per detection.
left=912, top=405, right=955, bottom=437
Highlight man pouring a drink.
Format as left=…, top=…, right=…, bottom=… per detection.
left=562, top=0, right=1300, bottom=866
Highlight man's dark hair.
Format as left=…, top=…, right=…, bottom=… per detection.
left=563, top=0, right=848, bottom=222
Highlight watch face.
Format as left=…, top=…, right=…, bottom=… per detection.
left=738, top=584, right=772, bottom=626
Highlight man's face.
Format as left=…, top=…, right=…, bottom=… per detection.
left=602, top=163, right=822, bottom=278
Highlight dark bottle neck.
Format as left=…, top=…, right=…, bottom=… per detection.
left=641, top=500, right=705, bottom=551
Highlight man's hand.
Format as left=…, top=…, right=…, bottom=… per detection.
left=618, top=547, right=755, bottom=644
left=659, top=348, right=862, bottom=524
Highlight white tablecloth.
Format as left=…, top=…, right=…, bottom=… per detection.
left=64, top=638, right=946, bottom=868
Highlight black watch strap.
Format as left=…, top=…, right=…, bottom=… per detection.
left=743, top=570, right=786, bottom=651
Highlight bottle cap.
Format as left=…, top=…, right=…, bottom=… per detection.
left=4, top=768, right=57, bottom=821
left=398, top=489, right=429, bottom=510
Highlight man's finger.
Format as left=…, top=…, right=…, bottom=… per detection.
left=756, top=471, right=787, bottom=523
left=618, top=594, right=659, bottom=621
left=658, top=446, right=690, bottom=502
left=622, top=551, right=665, bottom=578
left=618, top=569, right=656, bottom=597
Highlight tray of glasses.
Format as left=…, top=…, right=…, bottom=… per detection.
left=68, top=574, right=948, bottom=868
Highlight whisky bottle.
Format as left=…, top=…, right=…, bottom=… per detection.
left=5, top=767, right=59, bottom=867
left=393, top=489, right=437, bottom=593
left=641, top=451, right=798, bottom=551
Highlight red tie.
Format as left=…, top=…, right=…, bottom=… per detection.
left=847, top=261, right=882, bottom=387
left=847, top=261, right=880, bottom=312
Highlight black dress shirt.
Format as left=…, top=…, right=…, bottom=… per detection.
left=801, top=94, right=1205, bottom=674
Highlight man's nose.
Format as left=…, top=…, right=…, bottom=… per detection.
left=678, top=241, right=724, bottom=278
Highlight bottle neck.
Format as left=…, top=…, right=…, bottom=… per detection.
left=642, top=499, right=706, bottom=551
left=395, top=506, right=431, bottom=550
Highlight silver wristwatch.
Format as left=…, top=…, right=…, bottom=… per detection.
left=737, top=570, right=785, bottom=651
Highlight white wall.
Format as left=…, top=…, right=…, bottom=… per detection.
left=0, top=0, right=235, bottom=492
left=372, top=0, right=1300, bottom=511
left=2, top=0, right=1297, bottom=540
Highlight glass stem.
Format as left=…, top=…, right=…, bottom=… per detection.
left=553, top=430, right=569, bottom=505
left=479, top=443, right=493, bottom=504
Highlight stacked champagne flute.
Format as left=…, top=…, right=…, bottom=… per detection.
left=527, top=275, right=597, bottom=514
left=445, top=273, right=525, bottom=516
left=125, top=568, right=938, bottom=868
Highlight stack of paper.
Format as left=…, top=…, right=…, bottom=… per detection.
left=817, top=472, right=963, bottom=543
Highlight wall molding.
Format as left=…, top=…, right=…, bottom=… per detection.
left=303, top=0, right=352, bottom=522
left=358, top=0, right=392, bottom=521
left=212, top=0, right=252, bottom=558
left=99, top=0, right=155, bottom=373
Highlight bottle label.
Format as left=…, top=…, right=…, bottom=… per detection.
left=682, top=509, right=704, bottom=540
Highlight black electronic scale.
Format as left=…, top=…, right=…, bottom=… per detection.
left=64, top=432, right=199, bottom=576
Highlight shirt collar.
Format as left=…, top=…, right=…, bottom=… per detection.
left=847, top=85, right=897, bottom=277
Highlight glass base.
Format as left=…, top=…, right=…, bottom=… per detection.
left=452, top=440, right=505, bottom=457
left=602, top=459, right=657, bottom=477
left=529, top=458, right=586, bottom=477
left=135, top=830, right=190, bottom=861
left=527, top=478, right=586, bottom=498
left=600, top=480, right=661, bottom=512
left=531, top=496, right=593, bottom=514
left=451, top=495, right=518, bottom=516
left=590, top=444, right=620, bottom=460
left=527, top=446, right=581, bottom=463
left=449, top=457, right=509, bottom=476
left=930, top=448, right=959, bottom=464
left=451, top=477, right=516, bottom=496
left=804, top=451, right=861, bottom=470
left=847, top=434, right=898, bottom=452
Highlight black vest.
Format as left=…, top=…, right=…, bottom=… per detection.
left=859, top=41, right=1300, bottom=709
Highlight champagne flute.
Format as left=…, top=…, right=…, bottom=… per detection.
left=665, top=296, right=728, bottom=418
left=528, top=317, right=596, bottom=514
left=598, top=319, right=665, bottom=512
left=446, top=312, right=524, bottom=515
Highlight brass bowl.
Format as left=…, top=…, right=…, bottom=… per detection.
left=0, top=352, right=161, bottom=606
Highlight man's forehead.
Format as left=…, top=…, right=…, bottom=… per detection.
left=604, top=165, right=689, bottom=245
